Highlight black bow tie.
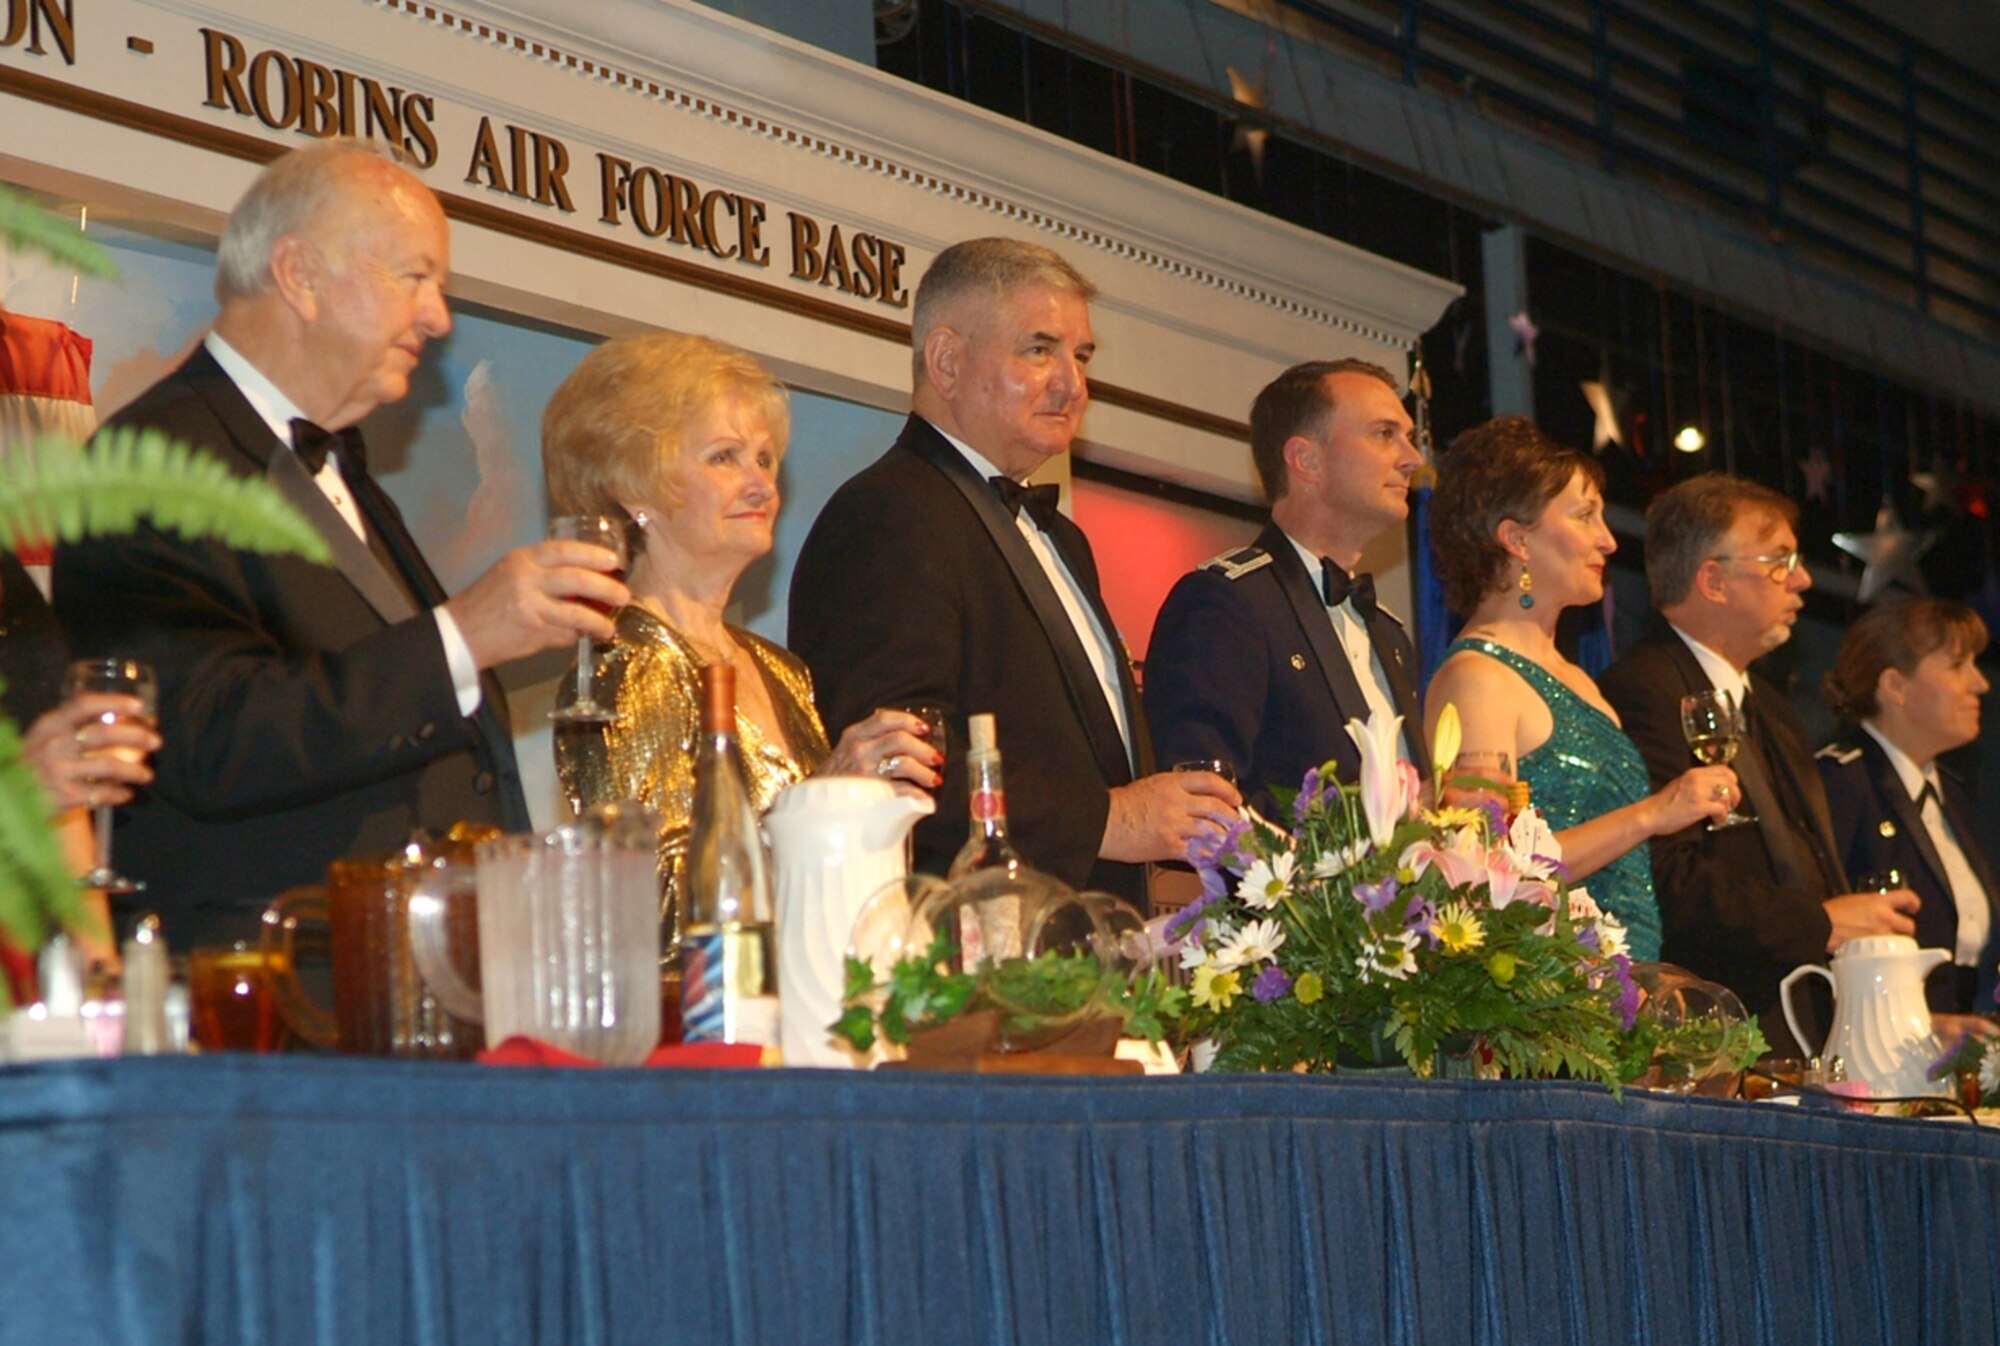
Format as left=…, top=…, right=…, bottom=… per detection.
left=1320, top=559, right=1376, bottom=616
left=991, top=476, right=1062, bottom=528
left=290, top=418, right=366, bottom=476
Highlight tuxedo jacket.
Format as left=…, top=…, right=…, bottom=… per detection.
left=1599, top=618, right=1845, bottom=1053
left=788, top=415, right=1152, bottom=904
left=1144, top=520, right=1428, bottom=822
left=53, top=346, right=528, bottom=948
left=1819, top=734, right=2000, bottom=1014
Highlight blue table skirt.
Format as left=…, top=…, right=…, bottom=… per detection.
left=3, top=1057, right=1997, bottom=1345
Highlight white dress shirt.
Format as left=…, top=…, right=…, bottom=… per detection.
left=1285, top=534, right=1410, bottom=761
left=937, top=429, right=1135, bottom=771
left=204, top=333, right=482, bottom=716
left=1861, top=723, right=1991, bottom=966
left=1669, top=623, right=1752, bottom=712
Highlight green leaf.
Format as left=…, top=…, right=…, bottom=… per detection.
left=0, top=428, right=332, bottom=564
left=831, top=1004, right=877, bottom=1053
left=0, top=718, right=78, bottom=957
left=0, top=186, right=117, bottom=278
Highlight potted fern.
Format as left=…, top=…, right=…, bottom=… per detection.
left=0, top=185, right=329, bottom=990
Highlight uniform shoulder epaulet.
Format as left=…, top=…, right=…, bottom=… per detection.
left=1200, top=545, right=1272, bottom=580
left=1815, top=742, right=1863, bottom=766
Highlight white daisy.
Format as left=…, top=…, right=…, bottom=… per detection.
left=1357, top=928, right=1420, bottom=983
left=1213, top=917, right=1287, bottom=971
left=1310, top=841, right=1369, bottom=880
left=1594, top=916, right=1629, bottom=960
left=1235, top=853, right=1297, bottom=911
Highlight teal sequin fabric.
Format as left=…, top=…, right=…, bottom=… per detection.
left=1443, top=638, right=1662, bottom=961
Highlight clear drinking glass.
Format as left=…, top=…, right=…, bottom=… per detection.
left=1679, top=690, right=1752, bottom=828
left=63, top=657, right=158, bottom=893
left=547, top=514, right=628, bottom=724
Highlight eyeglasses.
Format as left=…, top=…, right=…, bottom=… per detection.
left=1711, top=549, right=1802, bottom=583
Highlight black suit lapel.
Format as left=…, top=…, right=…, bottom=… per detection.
left=265, top=449, right=419, bottom=622
left=1046, top=513, right=1156, bottom=777
left=902, top=419, right=1136, bottom=786
left=1751, top=682, right=1846, bottom=892
left=1862, top=737, right=1952, bottom=901
left=1655, top=635, right=1817, bottom=891
left=183, top=347, right=427, bottom=625
left=1263, top=527, right=1373, bottom=730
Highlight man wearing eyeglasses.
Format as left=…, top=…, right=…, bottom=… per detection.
left=1601, top=474, right=1919, bottom=1055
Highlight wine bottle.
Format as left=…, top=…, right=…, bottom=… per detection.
left=678, top=663, right=779, bottom=1046
left=947, top=713, right=1026, bottom=880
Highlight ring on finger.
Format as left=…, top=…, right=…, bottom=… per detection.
left=1712, top=782, right=1730, bottom=801
left=876, top=754, right=901, bottom=777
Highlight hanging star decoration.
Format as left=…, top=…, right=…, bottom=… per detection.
left=1507, top=310, right=1539, bottom=367
left=1578, top=379, right=1624, bottom=453
left=1800, top=448, right=1833, bottom=504
left=1833, top=504, right=1935, bottom=604
left=1910, top=456, right=1960, bottom=515
left=1225, top=66, right=1272, bottom=188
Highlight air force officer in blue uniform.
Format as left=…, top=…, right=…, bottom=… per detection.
left=1145, top=360, right=1430, bottom=819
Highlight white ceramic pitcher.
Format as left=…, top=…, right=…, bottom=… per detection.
left=765, top=777, right=933, bottom=1067
left=1779, top=934, right=1951, bottom=1097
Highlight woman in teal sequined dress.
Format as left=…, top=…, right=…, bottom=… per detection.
left=1423, top=419, right=1740, bottom=960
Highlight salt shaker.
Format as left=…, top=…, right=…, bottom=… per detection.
left=122, top=915, right=173, bottom=1055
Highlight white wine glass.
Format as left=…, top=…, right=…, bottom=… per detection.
left=547, top=514, right=627, bottom=725
left=1678, top=690, right=1752, bottom=829
left=63, top=656, right=159, bottom=893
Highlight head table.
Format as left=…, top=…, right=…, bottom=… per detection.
left=1, top=1056, right=1996, bottom=1345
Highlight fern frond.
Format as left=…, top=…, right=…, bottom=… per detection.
left=0, top=719, right=82, bottom=970
left=0, top=185, right=116, bottom=278
left=0, top=427, right=332, bottom=565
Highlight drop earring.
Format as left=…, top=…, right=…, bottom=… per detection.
left=632, top=509, right=650, bottom=530
left=1517, top=567, right=1535, bottom=610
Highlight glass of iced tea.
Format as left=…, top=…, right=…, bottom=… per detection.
left=188, top=942, right=289, bottom=1052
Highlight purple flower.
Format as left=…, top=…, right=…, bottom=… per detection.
left=1354, top=876, right=1399, bottom=915
left=1575, top=923, right=1601, bottom=952
left=1402, top=895, right=1437, bottom=947
left=1608, top=954, right=1640, bottom=1030
left=1293, top=767, right=1322, bottom=823
left=1478, top=796, right=1508, bottom=834
left=1163, top=892, right=1215, bottom=942
left=1252, top=965, right=1293, bottom=1003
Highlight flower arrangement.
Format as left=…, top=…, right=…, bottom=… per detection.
left=1931, top=1031, right=2000, bottom=1109
left=1162, top=707, right=1667, bottom=1085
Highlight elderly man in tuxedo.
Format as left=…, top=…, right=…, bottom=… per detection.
left=1599, top=474, right=1917, bottom=1053
left=788, top=237, right=1239, bottom=904
left=55, top=140, right=627, bottom=946
left=1145, top=360, right=1430, bottom=820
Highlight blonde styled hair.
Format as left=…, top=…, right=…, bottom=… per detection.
left=542, top=332, right=790, bottom=530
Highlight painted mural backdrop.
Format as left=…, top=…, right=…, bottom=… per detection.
left=1, top=218, right=902, bottom=826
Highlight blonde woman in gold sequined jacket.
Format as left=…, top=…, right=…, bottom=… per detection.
left=542, top=333, right=940, bottom=921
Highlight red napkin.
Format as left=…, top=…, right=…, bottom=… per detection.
left=476, top=1034, right=765, bottom=1069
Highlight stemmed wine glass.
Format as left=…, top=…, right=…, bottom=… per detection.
left=547, top=514, right=628, bottom=725
left=1678, top=689, right=1752, bottom=829
left=63, top=656, right=158, bottom=893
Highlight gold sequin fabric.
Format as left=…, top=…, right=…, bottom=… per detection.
left=554, top=605, right=830, bottom=930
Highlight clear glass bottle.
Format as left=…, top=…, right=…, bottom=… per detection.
left=947, top=713, right=1027, bottom=880
left=678, top=663, right=778, bottom=1046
